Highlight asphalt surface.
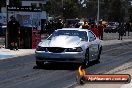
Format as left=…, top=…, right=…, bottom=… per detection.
left=0, top=32, right=132, bottom=88
left=0, top=42, right=132, bottom=88
left=75, top=43, right=132, bottom=88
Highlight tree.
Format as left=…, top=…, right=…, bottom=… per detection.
left=63, top=0, right=80, bottom=19
left=108, top=0, right=122, bottom=22
left=79, top=0, right=106, bottom=20
left=0, top=0, right=6, bottom=7
left=46, top=0, right=80, bottom=19
left=108, top=0, right=130, bottom=22
left=45, top=0, right=62, bottom=17
left=45, top=0, right=131, bottom=21
left=79, top=0, right=131, bottom=22
left=128, top=6, right=132, bottom=22
left=9, top=0, right=21, bottom=6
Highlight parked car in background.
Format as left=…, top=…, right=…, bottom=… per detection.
left=35, top=28, right=102, bottom=67
left=104, top=22, right=119, bottom=33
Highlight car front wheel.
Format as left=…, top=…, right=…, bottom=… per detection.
left=96, top=46, right=102, bottom=62
left=82, top=49, right=89, bottom=68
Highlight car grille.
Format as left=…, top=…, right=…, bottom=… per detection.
left=44, top=58, right=76, bottom=61
left=47, top=47, right=65, bottom=53
left=40, top=47, right=46, bottom=51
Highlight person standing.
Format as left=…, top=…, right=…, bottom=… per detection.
left=90, top=23, right=99, bottom=38
left=45, top=21, right=52, bottom=35
left=118, top=23, right=125, bottom=40
left=7, top=16, right=20, bottom=50
left=98, top=21, right=104, bottom=40
left=130, top=22, right=132, bottom=33
left=82, top=21, right=89, bottom=29
left=125, top=22, right=130, bottom=36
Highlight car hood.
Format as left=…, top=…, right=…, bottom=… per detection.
left=39, top=35, right=83, bottom=48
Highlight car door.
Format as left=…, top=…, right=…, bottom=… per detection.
left=88, top=31, right=99, bottom=61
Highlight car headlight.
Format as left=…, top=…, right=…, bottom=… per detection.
left=66, top=47, right=83, bottom=52
left=36, top=46, right=47, bottom=51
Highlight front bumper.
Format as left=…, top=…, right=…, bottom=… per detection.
left=35, top=51, right=85, bottom=63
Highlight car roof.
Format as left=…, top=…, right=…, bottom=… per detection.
left=57, top=28, right=90, bottom=32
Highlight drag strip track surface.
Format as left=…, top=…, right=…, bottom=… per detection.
left=0, top=43, right=132, bottom=88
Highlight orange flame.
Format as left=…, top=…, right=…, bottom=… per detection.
left=78, top=66, right=86, bottom=76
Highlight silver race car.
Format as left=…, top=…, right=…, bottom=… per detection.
left=35, top=28, right=102, bottom=67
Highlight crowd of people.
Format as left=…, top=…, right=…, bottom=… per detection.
left=7, top=15, right=132, bottom=50
left=66, top=20, right=132, bottom=41
left=118, top=22, right=132, bottom=40
left=43, top=20, right=104, bottom=40
left=81, top=21, right=104, bottom=40
left=43, top=20, right=63, bottom=35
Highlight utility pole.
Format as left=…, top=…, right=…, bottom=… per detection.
left=97, top=0, right=100, bottom=26
left=62, top=0, right=64, bottom=19
left=62, top=0, right=66, bottom=21
left=62, top=0, right=63, bottom=8
left=6, top=0, right=9, bottom=48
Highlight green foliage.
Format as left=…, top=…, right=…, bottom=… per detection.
left=45, top=0, right=80, bottom=19
left=9, top=0, right=21, bottom=6
left=129, top=6, right=132, bottom=21
left=81, top=0, right=131, bottom=22
left=0, top=0, right=6, bottom=7
left=45, top=0, right=62, bottom=17
left=0, top=0, right=130, bottom=21
left=63, top=0, right=80, bottom=19
left=108, top=0, right=131, bottom=22
left=108, top=0, right=122, bottom=21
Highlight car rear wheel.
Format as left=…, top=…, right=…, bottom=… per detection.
left=82, top=49, right=89, bottom=68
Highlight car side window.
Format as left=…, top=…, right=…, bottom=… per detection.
left=88, top=31, right=96, bottom=42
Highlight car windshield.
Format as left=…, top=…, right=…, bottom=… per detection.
left=47, top=30, right=88, bottom=41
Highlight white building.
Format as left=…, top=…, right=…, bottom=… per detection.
left=0, top=0, right=48, bottom=25
left=21, top=0, right=48, bottom=20
left=21, top=0, right=48, bottom=7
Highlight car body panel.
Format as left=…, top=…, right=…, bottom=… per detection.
left=35, top=28, right=102, bottom=64
left=40, top=35, right=81, bottom=48
left=89, top=41, right=99, bottom=60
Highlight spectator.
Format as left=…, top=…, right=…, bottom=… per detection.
left=45, top=21, right=52, bottom=35
left=130, top=22, right=132, bottom=32
left=98, top=21, right=104, bottom=40
left=7, top=16, right=20, bottom=50
left=91, top=23, right=99, bottom=37
left=82, top=21, right=89, bottom=29
left=118, top=23, right=125, bottom=40
left=124, top=22, right=130, bottom=36
left=56, top=20, right=63, bottom=29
